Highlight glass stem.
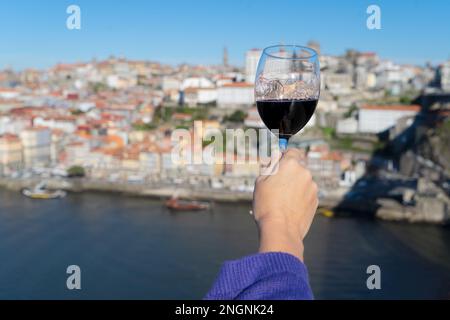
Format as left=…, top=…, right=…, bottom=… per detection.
left=279, top=138, right=288, bottom=152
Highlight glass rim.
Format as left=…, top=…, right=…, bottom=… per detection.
left=262, top=45, right=318, bottom=60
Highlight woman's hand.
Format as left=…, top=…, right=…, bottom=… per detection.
left=253, top=148, right=319, bottom=261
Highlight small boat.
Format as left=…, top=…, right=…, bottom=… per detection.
left=165, top=197, right=210, bottom=211
left=318, top=208, right=334, bottom=218
left=22, top=181, right=67, bottom=200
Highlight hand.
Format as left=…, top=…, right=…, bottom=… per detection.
left=253, top=148, right=318, bottom=261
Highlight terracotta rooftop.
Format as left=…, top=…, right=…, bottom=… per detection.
left=221, top=82, right=254, bottom=88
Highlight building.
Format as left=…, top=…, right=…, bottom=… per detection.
left=337, top=117, right=358, bottom=134
left=245, top=49, right=262, bottom=83
left=374, top=60, right=409, bottom=92
left=121, top=146, right=141, bottom=172
left=20, top=127, right=52, bottom=167
left=358, top=105, right=420, bottom=133
left=244, top=107, right=264, bottom=128
left=306, top=144, right=343, bottom=187
left=182, top=77, right=214, bottom=90
left=184, top=87, right=217, bottom=106
left=0, top=134, right=22, bottom=173
left=162, top=77, right=181, bottom=92
left=106, top=74, right=138, bottom=89
left=140, top=151, right=160, bottom=174
left=64, top=141, right=90, bottom=167
left=33, top=116, right=77, bottom=133
left=324, top=72, right=353, bottom=95
left=440, top=61, right=450, bottom=92
left=316, top=98, right=338, bottom=113
left=160, top=150, right=177, bottom=175
left=217, top=83, right=254, bottom=108
left=0, top=88, right=20, bottom=100
left=0, top=115, right=31, bottom=135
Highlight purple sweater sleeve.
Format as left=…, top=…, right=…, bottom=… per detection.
left=204, top=252, right=313, bottom=300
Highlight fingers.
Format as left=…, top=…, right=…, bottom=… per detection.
left=257, top=148, right=318, bottom=200
left=259, top=152, right=282, bottom=177
left=282, top=148, right=303, bottom=162
left=280, top=149, right=318, bottom=204
left=279, top=149, right=310, bottom=178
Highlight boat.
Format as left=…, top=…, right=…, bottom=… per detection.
left=22, top=181, right=67, bottom=200
left=165, top=197, right=210, bottom=211
left=318, top=207, right=335, bottom=218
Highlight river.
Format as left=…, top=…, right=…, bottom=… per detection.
left=0, top=189, right=449, bottom=299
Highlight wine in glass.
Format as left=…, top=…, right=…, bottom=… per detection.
left=255, top=45, right=320, bottom=151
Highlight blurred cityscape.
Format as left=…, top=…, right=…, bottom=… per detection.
left=0, top=41, right=449, bottom=224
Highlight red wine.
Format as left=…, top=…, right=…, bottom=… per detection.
left=256, top=99, right=318, bottom=140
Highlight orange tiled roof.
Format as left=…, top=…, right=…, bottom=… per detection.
left=221, top=82, right=254, bottom=88
left=0, top=133, right=20, bottom=142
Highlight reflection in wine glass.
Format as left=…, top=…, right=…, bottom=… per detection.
left=255, top=45, right=320, bottom=151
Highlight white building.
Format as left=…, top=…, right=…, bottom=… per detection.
left=197, top=88, right=217, bottom=104
left=0, top=134, right=22, bottom=171
left=20, top=128, right=52, bottom=167
left=162, top=151, right=174, bottom=170
left=245, top=49, right=262, bottom=83
left=217, top=83, right=254, bottom=108
left=20, top=128, right=52, bottom=149
left=33, top=116, right=77, bottom=133
left=358, top=105, right=420, bottom=133
left=106, top=74, right=137, bottom=89
left=77, top=101, right=96, bottom=112
left=140, top=152, right=160, bottom=173
left=184, top=87, right=217, bottom=106
left=337, top=117, right=358, bottom=134
left=324, top=72, right=353, bottom=95
left=316, top=99, right=338, bottom=113
left=0, top=88, right=20, bottom=100
left=64, top=142, right=90, bottom=166
left=440, top=61, right=450, bottom=92
left=162, top=77, right=181, bottom=92
left=374, top=60, right=414, bottom=91
left=182, top=77, right=214, bottom=90
left=0, top=116, right=30, bottom=135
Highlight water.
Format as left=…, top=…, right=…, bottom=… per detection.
left=0, top=189, right=449, bottom=299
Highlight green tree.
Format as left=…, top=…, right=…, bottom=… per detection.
left=67, top=166, right=85, bottom=178
left=344, top=104, right=358, bottom=118
left=321, top=127, right=336, bottom=139
left=399, top=95, right=412, bottom=104
left=225, top=110, right=247, bottom=123
left=132, top=122, right=156, bottom=131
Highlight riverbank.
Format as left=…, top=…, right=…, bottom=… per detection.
left=0, top=176, right=348, bottom=205
left=2, top=176, right=448, bottom=225
left=0, top=176, right=256, bottom=202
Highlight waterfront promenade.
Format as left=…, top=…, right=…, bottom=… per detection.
left=0, top=176, right=345, bottom=206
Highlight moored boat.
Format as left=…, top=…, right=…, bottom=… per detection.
left=165, top=197, right=210, bottom=211
left=22, top=181, right=67, bottom=199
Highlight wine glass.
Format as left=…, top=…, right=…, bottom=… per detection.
left=255, top=45, right=320, bottom=151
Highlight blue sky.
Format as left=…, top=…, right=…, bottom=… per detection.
left=0, top=0, right=449, bottom=70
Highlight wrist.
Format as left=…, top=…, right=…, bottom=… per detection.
left=257, top=217, right=304, bottom=261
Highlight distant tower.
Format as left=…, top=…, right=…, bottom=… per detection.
left=223, top=47, right=229, bottom=68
